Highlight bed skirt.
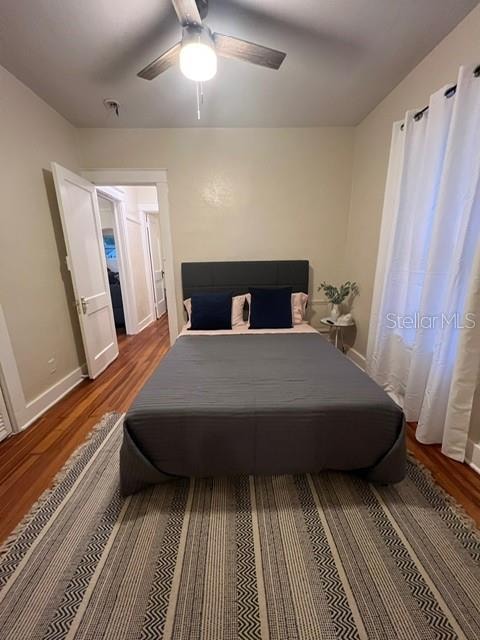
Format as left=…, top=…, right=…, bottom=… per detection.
left=119, top=418, right=406, bottom=497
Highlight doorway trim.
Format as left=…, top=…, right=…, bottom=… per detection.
left=144, top=211, right=167, bottom=320
left=96, top=186, right=136, bottom=336
left=81, top=170, right=178, bottom=344
left=125, top=209, right=157, bottom=332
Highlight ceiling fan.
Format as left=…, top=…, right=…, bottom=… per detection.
left=137, top=0, right=287, bottom=83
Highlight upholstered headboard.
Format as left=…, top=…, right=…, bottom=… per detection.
left=181, top=260, right=309, bottom=300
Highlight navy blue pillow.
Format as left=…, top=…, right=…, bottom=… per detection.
left=249, top=287, right=293, bottom=329
left=189, top=292, right=233, bottom=330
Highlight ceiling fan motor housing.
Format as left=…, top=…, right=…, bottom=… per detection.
left=182, top=24, right=214, bottom=48
left=196, top=0, right=209, bottom=20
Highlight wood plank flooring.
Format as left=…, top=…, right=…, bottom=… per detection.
left=0, top=315, right=170, bottom=543
left=0, top=316, right=478, bottom=545
left=406, top=422, right=480, bottom=526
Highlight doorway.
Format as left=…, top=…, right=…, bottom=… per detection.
left=97, top=185, right=164, bottom=336
left=81, top=170, right=178, bottom=345
left=51, top=164, right=176, bottom=382
left=98, top=195, right=127, bottom=336
left=145, top=211, right=167, bottom=319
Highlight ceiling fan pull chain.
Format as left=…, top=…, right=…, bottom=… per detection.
left=196, top=81, right=201, bottom=120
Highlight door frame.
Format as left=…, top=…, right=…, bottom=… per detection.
left=0, top=378, right=13, bottom=441
left=96, top=186, right=137, bottom=336
left=0, top=304, right=22, bottom=432
left=81, top=170, right=178, bottom=344
left=144, top=210, right=167, bottom=319
left=125, top=209, right=157, bottom=332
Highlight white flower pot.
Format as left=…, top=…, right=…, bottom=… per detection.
left=330, top=303, right=341, bottom=322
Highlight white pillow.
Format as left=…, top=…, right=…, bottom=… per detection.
left=232, top=293, right=251, bottom=327
left=292, top=292, right=308, bottom=324
left=184, top=293, right=250, bottom=329
left=183, top=298, right=192, bottom=327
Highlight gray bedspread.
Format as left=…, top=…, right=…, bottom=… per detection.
left=120, top=333, right=406, bottom=496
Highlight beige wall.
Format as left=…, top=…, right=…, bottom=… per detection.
left=343, top=4, right=480, bottom=358
left=98, top=195, right=115, bottom=231
left=0, top=65, right=83, bottom=403
left=77, top=128, right=355, bottom=328
left=343, top=5, right=480, bottom=444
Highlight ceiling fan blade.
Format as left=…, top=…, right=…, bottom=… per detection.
left=171, top=0, right=202, bottom=26
left=213, top=33, right=286, bottom=70
left=137, top=42, right=182, bottom=80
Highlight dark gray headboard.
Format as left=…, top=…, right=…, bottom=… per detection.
left=181, top=260, right=309, bottom=300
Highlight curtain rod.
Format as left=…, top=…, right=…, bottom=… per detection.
left=400, top=64, right=480, bottom=131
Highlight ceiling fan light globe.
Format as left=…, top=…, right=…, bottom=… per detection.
left=179, top=41, right=217, bottom=81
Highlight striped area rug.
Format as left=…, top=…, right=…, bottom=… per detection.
left=0, top=413, right=479, bottom=640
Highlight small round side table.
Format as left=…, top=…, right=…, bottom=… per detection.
left=320, top=317, right=355, bottom=353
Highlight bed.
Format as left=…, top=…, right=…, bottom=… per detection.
left=120, top=260, right=406, bottom=496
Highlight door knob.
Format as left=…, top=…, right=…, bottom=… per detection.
left=80, top=297, right=87, bottom=314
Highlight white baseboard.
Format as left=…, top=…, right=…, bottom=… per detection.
left=465, top=439, right=480, bottom=475
left=136, top=315, right=155, bottom=334
left=346, top=347, right=366, bottom=371
left=19, top=366, right=87, bottom=431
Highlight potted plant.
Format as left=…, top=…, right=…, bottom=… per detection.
left=318, top=281, right=359, bottom=321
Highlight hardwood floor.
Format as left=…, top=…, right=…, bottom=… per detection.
left=406, top=422, right=480, bottom=526
left=0, top=315, right=170, bottom=544
left=0, top=316, right=478, bottom=544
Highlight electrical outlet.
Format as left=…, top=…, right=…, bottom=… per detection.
left=48, top=357, right=57, bottom=374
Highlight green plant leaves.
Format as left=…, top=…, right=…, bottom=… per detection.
left=318, top=281, right=359, bottom=305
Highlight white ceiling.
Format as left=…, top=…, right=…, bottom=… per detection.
left=0, top=0, right=477, bottom=127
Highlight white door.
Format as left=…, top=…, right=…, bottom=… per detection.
left=0, top=384, right=12, bottom=441
left=146, top=213, right=166, bottom=318
left=51, top=163, right=119, bottom=379
left=125, top=213, right=156, bottom=332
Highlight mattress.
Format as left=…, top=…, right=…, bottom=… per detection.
left=120, top=331, right=406, bottom=496
left=178, top=321, right=319, bottom=337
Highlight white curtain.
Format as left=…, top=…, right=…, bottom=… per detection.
left=367, top=64, right=480, bottom=461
